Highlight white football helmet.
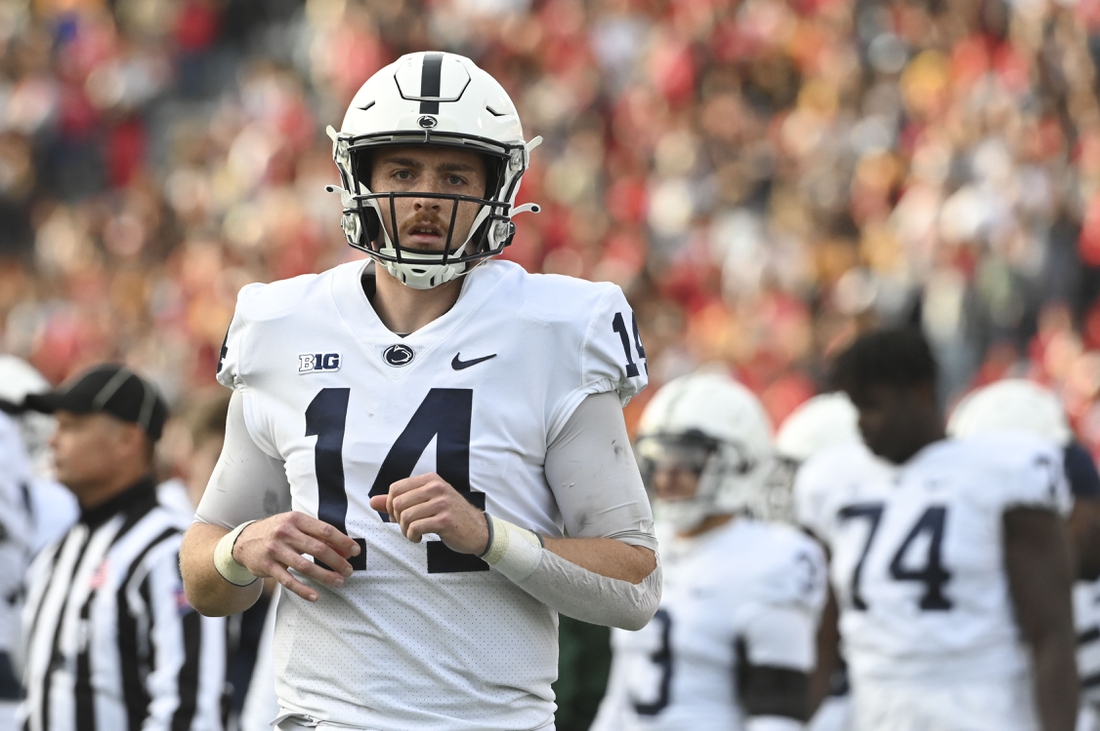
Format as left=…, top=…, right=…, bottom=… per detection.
left=947, top=378, right=1071, bottom=446
left=635, top=371, right=774, bottom=532
left=327, top=52, right=542, bottom=290
left=775, top=392, right=862, bottom=463
left=0, top=355, right=54, bottom=474
left=768, top=392, right=862, bottom=521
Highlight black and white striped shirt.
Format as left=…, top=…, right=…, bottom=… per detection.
left=19, top=478, right=225, bottom=731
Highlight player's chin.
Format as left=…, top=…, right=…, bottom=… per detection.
left=400, top=234, right=449, bottom=252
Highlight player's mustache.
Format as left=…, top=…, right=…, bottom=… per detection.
left=402, top=216, right=449, bottom=235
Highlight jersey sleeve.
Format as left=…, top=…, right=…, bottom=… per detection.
left=583, top=286, right=648, bottom=405
left=986, top=434, right=1072, bottom=517
left=547, top=284, right=648, bottom=443
left=739, top=530, right=828, bottom=671
left=216, top=282, right=266, bottom=391
left=758, top=531, right=829, bottom=615
left=792, top=448, right=845, bottom=542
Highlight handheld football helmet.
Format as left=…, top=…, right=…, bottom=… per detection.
left=326, top=52, right=542, bottom=290
left=0, top=355, right=54, bottom=475
left=946, top=378, right=1072, bottom=446
left=635, top=371, right=774, bottom=532
left=768, top=392, right=862, bottom=521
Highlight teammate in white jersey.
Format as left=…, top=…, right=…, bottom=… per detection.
left=179, top=51, right=660, bottom=731
left=0, top=356, right=79, bottom=553
left=592, top=372, right=827, bottom=731
left=946, top=379, right=1100, bottom=731
left=775, top=392, right=865, bottom=731
left=797, top=328, right=1078, bottom=731
left=0, top=408, right=34, bottom=726
left=947, top=379, right=1100, bottom=582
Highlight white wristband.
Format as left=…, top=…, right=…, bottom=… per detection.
left=746, top=717, right=804, bottom=731
left=479, top=514, right=543, bottom=582
left=214, top=520, right=259, bottom=587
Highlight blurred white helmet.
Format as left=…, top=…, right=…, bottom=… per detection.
left=0, top=355, right=54, bottom=474
left=776, top=392, right=862, bottom=463
left=327, top=51, right=542, bottom=290
left=635, top=371, right=774, bottom=532
left=766, top=392, right=863, bottom=521
left=946, top=379, right=1071, bottom=446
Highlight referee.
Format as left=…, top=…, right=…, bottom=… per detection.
left=17, top=364, right=226, bottom=731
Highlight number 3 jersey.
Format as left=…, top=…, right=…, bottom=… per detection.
left=795, top=434, right=1071, bottom=685
left=212, top=258, right=648, bottom=730
left=591, top=519, right=827, bottom=731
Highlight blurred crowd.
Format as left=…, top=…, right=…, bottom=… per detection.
left=4, top=0, right=1100, bottom=454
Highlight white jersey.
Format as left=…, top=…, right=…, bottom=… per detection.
left=0, top=412, right=33, bottom=656
left=212, top=259, right=647, bottom=731
left=25, top=476, right=78, bottom=554
left=796, top=434, right=1070, bottom=684
left=591, top=519, right=827, bottom=731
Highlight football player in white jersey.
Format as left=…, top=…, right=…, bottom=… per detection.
left=0, top=355, right=79, bottom=552
left=0, top=356, right=79, bottom=728
left=591, top=371, right=827, bottom=731
left=946, top=379, right=1100, bottom=731
left=774, top=392, right=865, bottom=731
left=179, top=52, right=660, bottom=731
left=797, top=327, right=1078, bottom=731
left=0, top=407, right=34, bottom=727
left=947, top=379, right=1100, bottom=582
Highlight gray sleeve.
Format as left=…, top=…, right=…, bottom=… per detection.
left=193, top=390, right=292, bottom=529
left=512, top=550, right=662, bottom=630
left=545, top=391, right=657, bottom=552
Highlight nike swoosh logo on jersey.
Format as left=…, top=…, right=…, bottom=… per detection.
left=451, top=353, right=497, bottom=370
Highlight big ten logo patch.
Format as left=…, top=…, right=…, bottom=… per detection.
left=299, top=353, right=342, bottom=373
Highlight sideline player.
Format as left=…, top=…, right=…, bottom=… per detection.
left=947, top=379, right=1100, bottom=580
left=591, top=372, right=827, bottom=731
left=0, top=355, right=79, bottom=552
left=797, top=328, right=1077, bottom=731
left=775, top=392, right=867, bottom=731
left=0, top=408, right=33, bottom=726
left=0, top=356, right=77, bottom=727
left=946, top=379, right=1100, bottom=730
left=775, top=392, right=863, bottom=527
left=179, top=52, right=661, bottom=731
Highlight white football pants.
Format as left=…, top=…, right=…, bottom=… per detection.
left=850, top=676, right=1038, bottom=731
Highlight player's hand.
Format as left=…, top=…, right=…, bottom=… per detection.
left=233, top=512, right=361, bottom=603
left=369, top=473, right=489, bottom=555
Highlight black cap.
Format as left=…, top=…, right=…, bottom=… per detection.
left=24, top=363, right=169, bottom=440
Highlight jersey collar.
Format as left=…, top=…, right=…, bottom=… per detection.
left=78, top=475, right=158, bottom=529
left=331, top=258, right=515, bottom=345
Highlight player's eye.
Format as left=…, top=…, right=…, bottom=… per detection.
left=445, top=174, right=467, bottom=187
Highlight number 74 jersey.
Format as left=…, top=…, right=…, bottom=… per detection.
left=213, top=259, right=648, bottom=730
left=795, top=435, right=1071, bottom=685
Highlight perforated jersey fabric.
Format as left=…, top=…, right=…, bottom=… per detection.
left=204, top=258, right=649, bottom=730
